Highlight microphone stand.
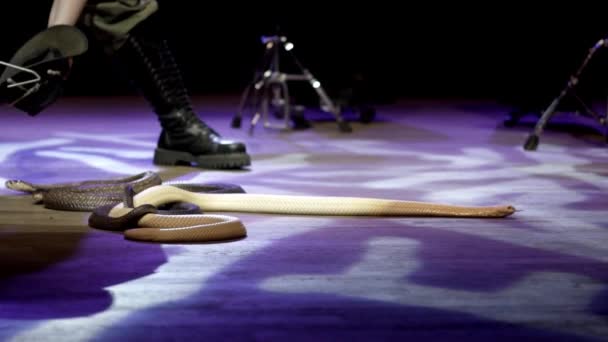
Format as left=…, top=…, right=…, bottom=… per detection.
left=523, top=37, right=608, bottom=150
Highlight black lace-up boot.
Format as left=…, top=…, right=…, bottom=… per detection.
left=115, top=15, right=251, bottom=169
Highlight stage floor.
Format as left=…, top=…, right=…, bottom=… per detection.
left=1, top=96, right=607, bottom=341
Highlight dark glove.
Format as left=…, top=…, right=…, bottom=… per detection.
left=0, top=25, right=87, bottom=116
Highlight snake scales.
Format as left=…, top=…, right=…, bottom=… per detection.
left=5, top=171, right=516, bottom=243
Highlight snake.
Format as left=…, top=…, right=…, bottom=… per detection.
left=5, top=171, right=516, bottom=243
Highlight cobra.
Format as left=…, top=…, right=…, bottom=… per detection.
left=6, top=172, right=516, bottom=243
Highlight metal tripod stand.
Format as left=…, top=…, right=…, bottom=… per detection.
left=523, top=37, right=608, bottom=150
left=231, top=35, right=352, bottom=134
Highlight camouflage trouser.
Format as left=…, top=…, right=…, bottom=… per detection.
left=79, top=0, right=159, bottom=54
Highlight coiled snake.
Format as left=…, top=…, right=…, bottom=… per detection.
left=5, top=171, right=516, bottom=243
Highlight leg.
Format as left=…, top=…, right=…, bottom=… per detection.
left=80, top=1, right=251, bottom=169
left=48, top=0, right=88, bottom=27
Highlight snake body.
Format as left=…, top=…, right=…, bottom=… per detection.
left=5, top=171, right=246, bottom=211
left=6, top=172, right=516, bottom=243
left=6, top=172, right=163, bottom=211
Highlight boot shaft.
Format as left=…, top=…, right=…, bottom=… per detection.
left=118, top=31, right=193, bottom=118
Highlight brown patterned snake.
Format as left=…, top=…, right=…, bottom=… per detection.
left=6, top=172, right=516, bottom=243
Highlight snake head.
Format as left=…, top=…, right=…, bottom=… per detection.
left=5, top=180, right=37, bottom=193
left=5, top=180, right=45, bottom=204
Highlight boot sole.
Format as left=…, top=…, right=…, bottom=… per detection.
left=153, top=148, right=251, bottom=169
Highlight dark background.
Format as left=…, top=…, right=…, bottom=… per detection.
left=3, top=2, right=608, bottom=110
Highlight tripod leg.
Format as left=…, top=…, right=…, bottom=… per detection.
left=280, top=80, right=291, bottom=130
left=248, top=84, right=266, bottom=135
left=315, top=83, right=352, bottom=133
left=303, top=71, right=351, bottom=132
left=236, top=43, right=277, bottom=129
left=260, top=85, right=271, bottom=129
left=523, top=87, right=568, bottom=150
left=232, top=82, right=254, bottom=129
left=288, top=49, right=352, bottom=132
